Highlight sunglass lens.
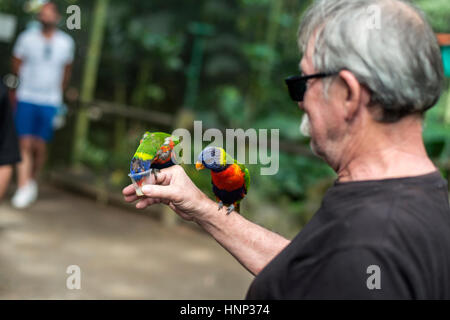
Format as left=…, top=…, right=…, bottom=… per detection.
left=285, top=76, right=306, bottom=102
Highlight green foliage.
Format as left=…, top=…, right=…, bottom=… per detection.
left=413, top=0, right=450, bottom=32
left=423, top=83, right=450, bottom=163
left=3, top=0, right=448, bottom=236
left=214, top=86, right=247, bottom=126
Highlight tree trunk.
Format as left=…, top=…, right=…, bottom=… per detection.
left=72, top=0, right=110, bottom=167
left=131, top=59, right=152, bottom=108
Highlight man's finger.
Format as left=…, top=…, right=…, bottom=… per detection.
left=136, top=199, right=149, bottom=209
left=136, top=197, right=160, bottom=209
left=154, top=165, right=184, bottom=185
left=124, top=194, right=138, bottom=202
left=122, top=184, right=136, bottom=196
left=152, top=170, right=171, bottom=185
left=141, top=184, right=176, bottom=202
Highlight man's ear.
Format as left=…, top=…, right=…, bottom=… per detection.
left=338, top=70, right=363, bottom=121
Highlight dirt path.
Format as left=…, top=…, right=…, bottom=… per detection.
left=0, top=184, right=253, bottom=299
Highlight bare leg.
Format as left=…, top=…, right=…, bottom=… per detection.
left=31, top=137, right=47, bottom=180
left=16, top=137, right=34, bottom=188
left=0, top=165, right=13, bottom=200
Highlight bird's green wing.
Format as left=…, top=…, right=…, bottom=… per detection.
left=235, top=160, right=250, bottom=193
left=243, top=167, right=250, bottom=193
left=134, top=132, right=171, bottom=160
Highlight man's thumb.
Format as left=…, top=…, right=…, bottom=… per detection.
left=141, top=184, right=173, bottom=200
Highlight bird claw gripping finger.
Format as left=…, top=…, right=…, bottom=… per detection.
left=152, top=168, right=160, bottom=180
left=218, top=201, right=224, bottom=211
left=226, top=204, right=235, bottom=215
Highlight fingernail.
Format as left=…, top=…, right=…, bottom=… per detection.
left=142, top=185, right=151, bottom=193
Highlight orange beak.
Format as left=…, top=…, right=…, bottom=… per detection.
left=195, top=162, right=205, bottom=171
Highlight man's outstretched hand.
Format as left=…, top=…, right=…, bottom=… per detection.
left=122, top=165, right=212, bottom=222
left=123, top=165, right=290, bottom=276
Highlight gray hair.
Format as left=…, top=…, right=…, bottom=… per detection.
left=298, top=0, right=444, bottom=122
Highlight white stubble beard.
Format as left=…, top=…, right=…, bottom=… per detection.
left=300, top=113, right=311, bottom=137
left=300, top=113, right=321, bottom=157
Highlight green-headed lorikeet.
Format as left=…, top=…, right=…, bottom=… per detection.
left=130, top=131, right=180, bottom=184
left=196, top=146, right=250, bottom=214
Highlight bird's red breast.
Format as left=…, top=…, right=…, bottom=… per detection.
left=211, top=164, right=245, bottom=192
left=153, top=142, right=175, bottom=165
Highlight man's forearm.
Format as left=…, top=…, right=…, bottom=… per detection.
left=62, top=64, right=72, bottom=91
left=194, top=199, right=290, bottom=276
left=12, top=57, right=22, bottom=76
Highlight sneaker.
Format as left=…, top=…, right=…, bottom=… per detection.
left=11, top=180, right=38, bottom=209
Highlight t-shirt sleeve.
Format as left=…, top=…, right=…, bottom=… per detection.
left=290, top=247, right=414, bottom=299
left=13, top=32, right=28, bottom=60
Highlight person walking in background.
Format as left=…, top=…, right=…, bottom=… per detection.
left=11, top=2, right=74, bottom=208
left=0, top=82, right=21, bottom=201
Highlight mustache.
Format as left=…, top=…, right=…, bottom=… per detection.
left=300, top=114, right=311, bottom=137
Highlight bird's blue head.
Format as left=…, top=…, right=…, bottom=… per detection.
left=196, top=146, right=231, bottom=172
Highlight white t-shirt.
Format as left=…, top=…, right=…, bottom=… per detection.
left=13, top=28, right=74, bottom=106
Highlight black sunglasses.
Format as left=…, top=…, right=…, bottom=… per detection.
left=285, top=72, right=338, bottom=102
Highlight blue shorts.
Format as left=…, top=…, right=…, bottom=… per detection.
left=15, top=101, right=58, bottom=142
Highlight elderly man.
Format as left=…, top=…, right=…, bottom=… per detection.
left=123, top=0, right=450, bottom=299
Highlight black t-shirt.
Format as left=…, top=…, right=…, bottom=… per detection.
left=0, top=83, right=20, bottom=166
left=246, top=171, right=450, bottom=299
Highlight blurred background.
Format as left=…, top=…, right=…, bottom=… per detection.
left=0, top=0, right=448, bottom=299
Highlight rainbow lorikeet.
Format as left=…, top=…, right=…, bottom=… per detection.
left=130, top=132, right=180, bottom=184
left=196, top=146, right=250, bottom=214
